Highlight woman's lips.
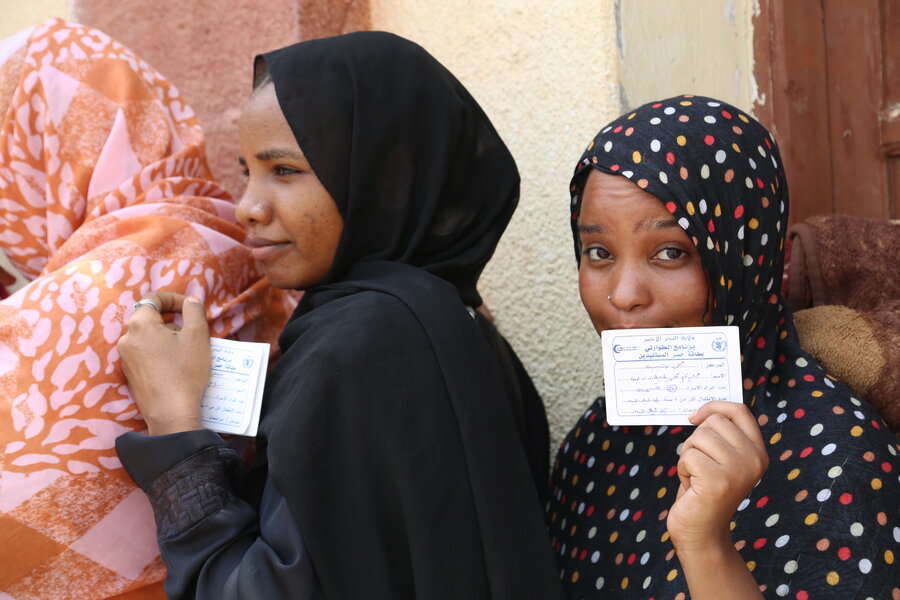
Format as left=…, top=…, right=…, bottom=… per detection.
left=246, top=237, right=290, bottom=261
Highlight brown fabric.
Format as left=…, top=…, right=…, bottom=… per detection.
left=786, top=213, right=900, bottom=431
left=787, top=214, right=900, bottom=311
left=784, top=222, right=816, bottom=310
left=794, top=303, right=900, bottom=432
left=858, top=302, right=900, bottom=428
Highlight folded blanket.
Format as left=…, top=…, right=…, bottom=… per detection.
left=787, top=214, right=900, bottom=311
left=793, top=304, right=900, bottom=432
left=787, top=213, right=900, bottom=433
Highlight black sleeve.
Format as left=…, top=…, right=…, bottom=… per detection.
left=116, top=430, right=322, bottom=600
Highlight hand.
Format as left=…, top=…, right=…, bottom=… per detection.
left=117, top=292, right=211, bottom=436
left=667, top=401, right=769, bottom=552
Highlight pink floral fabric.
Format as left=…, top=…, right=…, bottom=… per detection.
left=0, top=19, right=294, bottom=599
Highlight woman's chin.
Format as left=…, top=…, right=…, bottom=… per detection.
left=263, top=269, right=323, bottom=291
left=261, top=270, right=295, bottom=290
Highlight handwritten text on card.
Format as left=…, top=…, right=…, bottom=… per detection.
left=601, top=326, right=742, bottom=425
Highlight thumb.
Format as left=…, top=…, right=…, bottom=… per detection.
left=181, top=296, right=210, bottom=335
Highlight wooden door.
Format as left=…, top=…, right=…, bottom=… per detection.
left=754, top=0, right=899, bottom=224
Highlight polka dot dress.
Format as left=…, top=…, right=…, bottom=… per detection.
left=549, top=95, right=900, bottom=599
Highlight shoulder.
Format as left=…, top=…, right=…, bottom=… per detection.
left=263, top=290, right=458, bottom=433
left=276, top=289, right=458, bottom=387
left=300, top=289, right=434, bottom=357
left=762, top=383, right=898, bottom=476
left=754, top=387, right=899, bottom=537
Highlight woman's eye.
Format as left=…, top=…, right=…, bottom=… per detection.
left=584, top=247, right=611, bottom=261
left=273, top=165, right=300, bottom=176
left=654, top=247, right=686, bottom=261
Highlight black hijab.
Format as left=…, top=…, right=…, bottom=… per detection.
left=259, top=31, right=518, bottom=308
left=254, top=32, right=561, bottom=599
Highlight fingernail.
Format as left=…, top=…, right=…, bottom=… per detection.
left=185, top=296, right=201, bottom=303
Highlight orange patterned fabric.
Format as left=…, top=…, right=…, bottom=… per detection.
left=0, top=20, right=295, bottom=599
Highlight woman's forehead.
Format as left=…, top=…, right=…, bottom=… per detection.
left=581, top=169, right=668, bottom=211
left=580, top=170, right=682, bottom=231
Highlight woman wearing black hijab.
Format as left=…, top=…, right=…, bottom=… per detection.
left=547, top=95, right=899, bottom=599
left=115, top=32, right=562, bottom=599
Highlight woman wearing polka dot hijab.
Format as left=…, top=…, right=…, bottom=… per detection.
left=547, top=95, right=899, bottom=599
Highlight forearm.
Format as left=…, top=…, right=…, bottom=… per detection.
left=674, top=534, right=763, bottom=600
left=116, top=430, right=320, bottom=599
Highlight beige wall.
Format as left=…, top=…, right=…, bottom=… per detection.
left=618, top=0, right=758, bottom=111
left=373, top=0, right=757, bottom=446
left=0, top=0, right=69, bottom=39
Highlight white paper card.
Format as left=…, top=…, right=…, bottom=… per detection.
left=601, top=326, right=742, bottom=425
left=200, top=338, right=269, bottom=436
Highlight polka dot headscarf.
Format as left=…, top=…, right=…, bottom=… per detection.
left=570, top=94, right=789, bottom=407
left=550, top=95, right=900, bottom=598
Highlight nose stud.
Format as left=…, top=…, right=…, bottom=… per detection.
left=608, top=295, right=612, bottom=302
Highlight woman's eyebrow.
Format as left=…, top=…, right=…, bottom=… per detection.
left=579, top=219, right=679, bottom=234
left=636, top=218, right=680, bottom=233
left=255, top=148, right=306, bottom=161
left=579, top=223, right=605, bottom=234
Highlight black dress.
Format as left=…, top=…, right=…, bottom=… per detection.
left=118, top=263, right=559, bottom=599
left=119, top=31, right=563, bottom=600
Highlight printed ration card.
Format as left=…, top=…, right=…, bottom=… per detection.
left=600, top=326, right=742, bottom=425
left=200, top=338, right=270, bottom=436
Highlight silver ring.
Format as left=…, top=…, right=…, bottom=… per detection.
left=133, top=298, right=161, bottom=312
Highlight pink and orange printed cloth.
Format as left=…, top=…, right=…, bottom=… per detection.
left=0, top=20, right=294, bottom=599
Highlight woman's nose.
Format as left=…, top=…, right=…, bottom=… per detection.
left=235, top=190, right=273, bottom=227
left=608, top=264, right=651, bottom=312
